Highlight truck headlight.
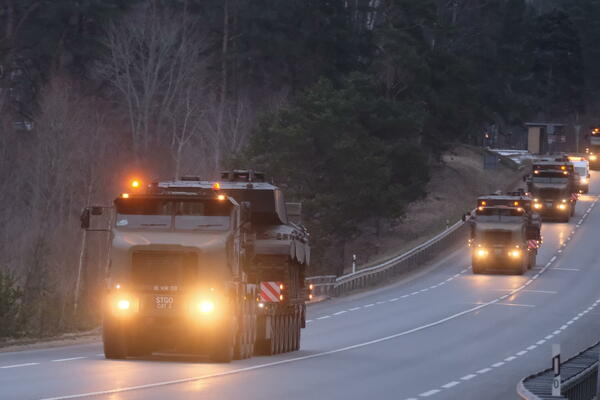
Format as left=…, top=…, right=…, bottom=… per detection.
left=558, top=204, right=567, bottom=210
left=533, top=203, right=543, bottom=209
left=476, top=248, right=488, bottom=257
left=117, top=299, right=131, bottom=310
left=591, top=155, right=597, bottom=161
left=581, top=177, right=588, bottom=184
left=508, top=249, right=521, bottom=258
left=198, top=300, right=215, bottom=313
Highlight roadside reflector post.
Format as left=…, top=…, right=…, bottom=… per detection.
left=352, top=254, right=357, bottom=274
left=552, top=343, right=561, bottom=396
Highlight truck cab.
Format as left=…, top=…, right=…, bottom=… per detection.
left=83, top=191, right=252, bottom=362
left=528, top=161, right=577, bottom=222
left=470, top=205, right=536, bottom=275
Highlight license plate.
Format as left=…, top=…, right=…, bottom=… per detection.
left=545, top=202, right=553, bottom=207
left=494, top=249, right=502, bottom=255
left=153, top=295, right=174, bottom=310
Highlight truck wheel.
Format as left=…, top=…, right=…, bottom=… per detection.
left=103, top=315, right=127, bottom=359
left=293, top=314, right=301, bottom=351
left=209, top=321, right=234, bottom=363
left=127, top=337, right=151, bottom=357
left=472, top=262, right=484, bottom=274
left=528, top=253, right=536, bottom=270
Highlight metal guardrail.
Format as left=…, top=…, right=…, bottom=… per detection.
left=517, top=341, right=600, bottom=400
left=306, top=219, right=468, bottom=298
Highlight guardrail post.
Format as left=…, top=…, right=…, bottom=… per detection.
left=352, top=254, right=356, bottom=274
left=553, top=343, right=561, bottom=396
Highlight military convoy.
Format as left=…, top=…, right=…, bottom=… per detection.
left=81, top=170, right=310, bottom=361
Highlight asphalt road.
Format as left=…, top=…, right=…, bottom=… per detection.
left=3, top=176, right=600, bottom=400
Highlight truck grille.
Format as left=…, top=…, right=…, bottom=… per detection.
left=483, top=230, right=512, bottom=245
left=537, top=188, right=562, bottom=199
left=131, top=251, right=198, bottom=288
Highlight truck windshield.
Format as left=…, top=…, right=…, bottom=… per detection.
left=115, top=198, right=231, bottom=231
left=476, top=208, right=524, bottom=217
left=575, top=166, right=587, bottom=177
left=531, top=176, right=568, bottom=184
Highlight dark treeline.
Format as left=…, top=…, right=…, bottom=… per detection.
left=0, top=0, right=596, bottom=337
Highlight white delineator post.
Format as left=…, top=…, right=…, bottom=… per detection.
left=352, top=254, right=357, bottom=274
left=552, top=343, right=561, bottom=397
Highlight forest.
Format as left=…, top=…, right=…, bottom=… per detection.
left=0, top=0, right=598, bottom=337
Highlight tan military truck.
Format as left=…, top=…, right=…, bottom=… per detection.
left=81, top=189, right=257, bottom=362
left=469, top=203, right=538, bottom=275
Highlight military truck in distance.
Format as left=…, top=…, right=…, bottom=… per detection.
left=153, top=170, right=310, bottom=356
left=81, top=190, right=255, bottom=362
left=586, top=127, right=600, bottom=170
left=470, top=207, right=535, bottom=275
left=469, top=195, right=541, bottom=274
left=527, top=160, right=578, bottom=222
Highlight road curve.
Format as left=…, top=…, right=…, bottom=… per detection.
left=3, top=175, right=600, bottom=400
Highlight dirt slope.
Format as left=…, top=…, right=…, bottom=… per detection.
left=339, top=145, right=524, bottom=273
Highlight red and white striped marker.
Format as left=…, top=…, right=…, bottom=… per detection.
left=260, top=282, right=282, bottom=302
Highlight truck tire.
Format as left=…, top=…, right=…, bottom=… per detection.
left=103, top=315, right=127, bottom=360
left=209, top=321, right=234, bottom=363
left=127, top=337, right=151, bottom=357
left=472, top=262, right=484, bottom=274
left=528, top=253, right=536, bottom=270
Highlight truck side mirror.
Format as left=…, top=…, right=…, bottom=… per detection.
left=91, top=206, right=103, bottom=216
left=286, top=202, right=303, bottom=224
left=241, top=201, right=251, bottom=223
left=522, top=175, right=527, bottom=182
left=80, top=208, right=90, bottom=229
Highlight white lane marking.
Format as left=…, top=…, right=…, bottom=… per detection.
left=527, top=345, right=537, bottom=350
left=461, top=374, right=477, bottom=381
left=411, top=291, right=420, bottom=295
left=333, top=311, right=347, bottom=316
left=389, top=298, right=400, bottom=302
left=95, top=354, right=104, bottom=356
left=492, top=362, right=504, bottom=367
left=552, top=267, right=580, bottom=271
left=484, top=302, right=535, bottom=308
left=420, top=289, right=428, bottom=293
left=316, top=316, right=330, bottom=320
left=553, top=330, right=561, bottom=335
left=442, top=381, right=460, bottom=389
left=401, top=295, right=410, bottom=298
left=536, top=340, right=546, bottom=345
left=516, top=351, right=527, bottom=356
left=419, top=389, right=440, bottom=397
left=550, top=256, right=557, bottom=262
left=376, top=301, right=385, bottom=305
left=349, top=307, right=361, bottom=311
left=504, top=356, right=516, bottom=362
left=477, top=368, right=491, bottom=374
left=490, top=289, right=556, bottom=294
left=306, top=320, right=313, bottom=323
left=0, top=362, right=39, bottom=369
left=363, top=304, right=374, bottom=308
left=51, top=357, right=86, bottom=362
left=560, top=325, right=568, bottom=330
left=545, top=335, right=554, bottom=340
left=557, top=250, right=563, bottom=253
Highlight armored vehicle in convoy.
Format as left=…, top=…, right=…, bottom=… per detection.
left=469, top=194, right=541, bottom=274
left=81, top=170, right=311, bottom=361
left=527, top=160, right=578, bottom=222
left=152, top=170, right=310, bottom=356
